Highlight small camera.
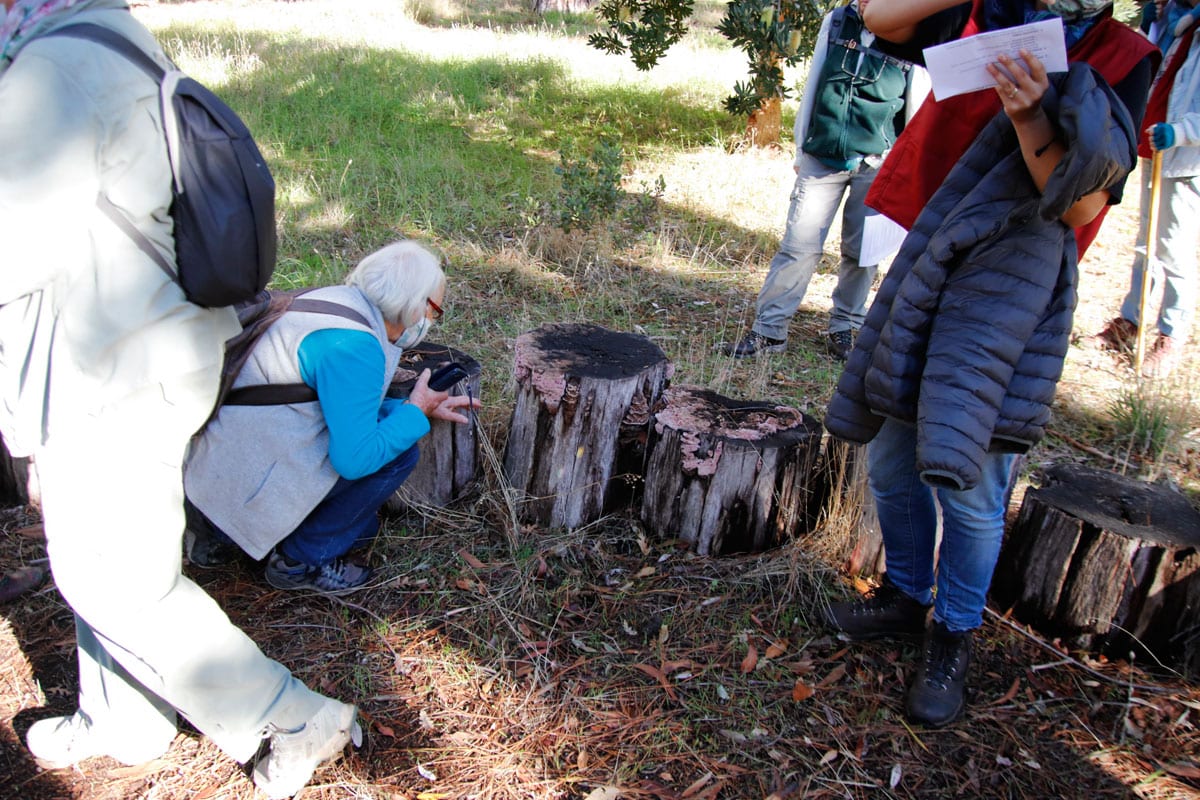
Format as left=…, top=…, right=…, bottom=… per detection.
left=428, top=362, right=469, bottom=391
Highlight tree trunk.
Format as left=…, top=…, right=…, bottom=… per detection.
left=640, top=385, right=823, bottom=555
left=746, top=95, right=782, bottom=148
left=503, top=323, right=672, bottom=529
left=992, top=463, right=1200, bottom=671
left=384, top=342, right=481, bottom=511
left=532, top=0, right=595, bottom=12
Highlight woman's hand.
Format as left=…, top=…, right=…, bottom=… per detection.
left=988, top=50, right=1050, bottom=123
left=407, top=369, right=481, bottom=425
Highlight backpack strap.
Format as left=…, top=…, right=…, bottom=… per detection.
left=42, top=25, right=185, bottom=284
left=221, top=291, right=376, bottom=408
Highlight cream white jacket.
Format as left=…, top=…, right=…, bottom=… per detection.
left=0, top=1, right=238, bottom=455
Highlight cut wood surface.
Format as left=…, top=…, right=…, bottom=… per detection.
left=993, top=462, right=1200, bottom=669
left=640, top=385, right=823, bottom=555
left=503, top=323, right=672, bottom=529
left=385, top=341, right=482, bottom=510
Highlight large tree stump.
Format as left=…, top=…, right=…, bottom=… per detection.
left=992, top=463, right=1200, bottom=670
left=640, top=385, right=823, bottom=555
left=503, top=323, right=672, bottom=529
left=384, top=341, right=482, bottom=511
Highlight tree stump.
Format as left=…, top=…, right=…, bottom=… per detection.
left=640, top=385, right=823, bottom=555
left=992, top=463, right=1200, bottom=670
left=0, top=436, right=35, bottom=508
left=384, top=341, right=481, bottom=511
left=503, top=323, right=672, bottom=529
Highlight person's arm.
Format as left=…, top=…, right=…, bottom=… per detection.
left=990, top=51, right=1152, bottom=228
left=0, top=50, right=100, bottom=303
left=861, top=0, right=970, bottom=44
left=299, top=328, right=431, bottom=480
left=792, top=12, right=833, bottom=168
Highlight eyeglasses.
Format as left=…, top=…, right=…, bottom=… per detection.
left=426, top=297, right=444, bottom=320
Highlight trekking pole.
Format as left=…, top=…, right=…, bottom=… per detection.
left=1134, top=149, right=1164, bottom=376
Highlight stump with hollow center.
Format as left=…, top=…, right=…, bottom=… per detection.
left=992, top=463, right=1200, bottom=670
left=640, top=385, right=823, bottom=555
left=503, top=323, right=672, bottom=529
left=384, top=341, right=481, bottom=511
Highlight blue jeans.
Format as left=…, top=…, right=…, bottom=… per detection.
left=278, top=445, right=420, bottom=567
left=753, top=153, right=880, bottom=340
left=1119, top=160, right=1199, bottom=340
left=867, top=419, right=1018, bottom=632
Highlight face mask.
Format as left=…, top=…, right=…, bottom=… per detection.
left=1042, top=0, right=1110, bottom=21
left=393, top=315, right=431, bottom=350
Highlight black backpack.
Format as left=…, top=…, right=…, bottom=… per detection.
left=46, top=23, right=276, bottom=308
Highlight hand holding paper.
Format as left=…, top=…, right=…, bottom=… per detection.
left=922, top=18, right=1068, bottom=101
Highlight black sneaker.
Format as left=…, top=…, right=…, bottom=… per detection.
left=265, top=552, right=373, bottom=595
left=722, top=331, right=786, bottom=358
left=825, top=329, right=854, bottom=361
left=825, top=576, right=931, bottom=641
left=183, top=502, right=243, bottom=568
left=906, top=621, right=973, bottom=727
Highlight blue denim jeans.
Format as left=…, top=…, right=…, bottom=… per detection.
left=753, top=153, right=880, bottom=340
left=278, top=445, right=420, bottom=567
left=1119, top=161, right=1199, bottom=340
left=867, top=419, right=1018, bottom=632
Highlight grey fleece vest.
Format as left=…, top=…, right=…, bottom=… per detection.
left=184, top=286, right=402, bottom=559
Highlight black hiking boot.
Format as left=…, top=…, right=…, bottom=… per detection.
left=825, top=576, right=931, bottom=641
left=906, top=620, right=973, bottom=727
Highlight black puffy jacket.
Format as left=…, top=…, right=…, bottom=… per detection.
left=825, top=64, right=1138, bottom=491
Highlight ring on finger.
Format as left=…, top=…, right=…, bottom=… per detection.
left=1008, top=87, right=1019, bottom=98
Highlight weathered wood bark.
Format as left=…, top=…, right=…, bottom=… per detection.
left=0, top=436, right=35, bottom=508
left=383, top=342, right=481, bottom=511
left=640, top=385, right=823, bottom=555
left=503, top=323, right=672, bottom=529
left=992, top=463, right=1200, bottom=670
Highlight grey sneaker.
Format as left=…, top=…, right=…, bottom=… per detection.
left=26, top=711, right=171, bottom=769
left=826, top=329, right=854, bottom=361
left=723, top=331, right=786, bottom=358
left=265, top=552, right=372, bottom=595
left=253, top=698, right=362, bottom=799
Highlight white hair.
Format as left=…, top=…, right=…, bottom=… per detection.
left=345, top=240, right=446, bottom=327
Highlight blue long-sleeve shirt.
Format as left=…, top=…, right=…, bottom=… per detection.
left=297, top=328, right=428, bottom=480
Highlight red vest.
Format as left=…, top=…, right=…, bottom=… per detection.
left=866, top=3, right=1159, bottom=257
left=1138, top=21, right=1199, bottom=159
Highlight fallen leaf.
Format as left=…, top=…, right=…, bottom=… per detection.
left=454, top=578, right=476, bottom=592
left=741, top=644, right=758, bottom=674
left=1164, top=762, right=1200, bottom=779
left=819, top=749, right=838, bottom=765
left=889, top=764, right=902, bottom=789
left=990, top=676, right=1021, bottom=705
left=817, top=663, right=846, bottom=688
left=584, top=787, right=622, bottom=800
left=457, top=548, right=486, bottom=570
left=417, top=762, right=438, bottom=781
left=107, top=759, right=170, bottom=778
left=765, top=639, right=788, bottom=659
left=792, top=680, right=815, bottom=702
left=681, top=771, right=713, bottom=798
left=635, top=566, right=656, bottom=578
left=373, top=720, right=396, bottom=738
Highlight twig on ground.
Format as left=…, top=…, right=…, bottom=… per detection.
left=1044, top=427, right=1137, bottom=472
left=985, top=608, right=1172, bottom=693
